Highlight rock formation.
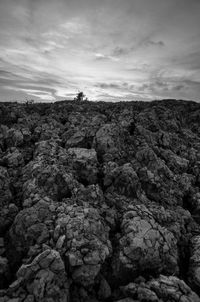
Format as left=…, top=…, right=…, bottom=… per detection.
left=0, top=99, right=200, bottom=301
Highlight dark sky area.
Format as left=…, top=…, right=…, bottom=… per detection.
left=0, top=0, right=200, bottom=102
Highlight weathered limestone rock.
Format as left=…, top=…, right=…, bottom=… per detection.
left=2, top=148, right=24, bottom=168
left=112, top=204, right=178, bottom=281
left=94, top=123, right=126, bottom=162
left=67, top=147, right=98, bottom=184
left=189, top=235, right=200, bottom=292
left=5, top=128, right=23, bottom=148
left=104, top=162, right=141, bottom=198
left=120, top=275, right=200, bottom=302
left=0, top=167, right=12, bottom=207
left=0, top=204, right=18, bottom=235
left=7, top=249, right=69, bottom=302
left=57, top=204, right=112, bottom=287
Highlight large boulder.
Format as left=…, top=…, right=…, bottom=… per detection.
left=9, top=199, right=53, bottom=261
left=112, top=205, right=178, bottom=283
left=10, top=199, right=112, bottom=288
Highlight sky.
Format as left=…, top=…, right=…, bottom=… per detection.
left=0, top=0, right=200, bottom=102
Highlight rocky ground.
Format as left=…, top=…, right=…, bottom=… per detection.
left=0, top=99, right=200, bottom=302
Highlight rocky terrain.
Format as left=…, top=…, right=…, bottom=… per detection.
left=0, top=99, right=200, bottom=302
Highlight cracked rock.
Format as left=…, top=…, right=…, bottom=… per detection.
left=112, top=204, right=178, bottom=282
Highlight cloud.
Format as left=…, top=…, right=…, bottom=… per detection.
left=111, top=39, right=165, bottom=59
left=145, top=40, right=165, bottom=47
left=171, top=51, right=200, bottom=71
left=96, top=82, right=122, bottom=89
left=94, top=53, right=119, bottom=62
left=174, top=85, right=184, bottom=91
left=0, top=70, right=18, bottom=79
left=112, top=47, right=130, bottom=57
left=60, top=18, right=88, bottom=34
left=95, top=82, right=135, bottom=91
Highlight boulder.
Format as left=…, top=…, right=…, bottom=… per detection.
left=112, top=204, right=178, bottom=282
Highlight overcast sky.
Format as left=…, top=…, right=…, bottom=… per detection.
left=0, top=0, right=200, bottom=102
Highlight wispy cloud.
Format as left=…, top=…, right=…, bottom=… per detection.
left=145, top=40, right=165, bottom=47
left=94, top=53, right=119, bottom=62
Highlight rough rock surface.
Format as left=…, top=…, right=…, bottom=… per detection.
left=6, top=249, right=69, bottom=302
left=112, top=204, right=178, bottom=283
left=0, top=99, right=200, bottom=301
left=117, top=275, right=200, bottom=302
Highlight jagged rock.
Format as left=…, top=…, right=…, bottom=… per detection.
left=160, top=149, right=189, bottom=173
left=93, top=123, right=126, bottom=162
left=0, top=204, right=18, bottom=235
left=67, top=147, right=98, bottom=184
left=188, top=192, right=200, bottom=214
left=0, top=167, right=12, bottom=207
left=2, top=148, right=24, bottom=168
left=112, top=204, right=178, bottom=283
left=63, top=113, right=106, bottom=149
left=21, top=140, right=80, bottom=201
left=59, top=204, right=112, bottom=287
left=149, top=275, right=200, bottom=302
left=104, top=162, right=141, bottom=198
left=135, top=146, right=194, bottom=206
left=5, top=128, right=23, bottom=148
left=10, top=199, right=52, bottom=256
left=119, top=275, right=200, bottom=302
left=20, top=128, right=31, bottom=144
left=6, top=249, right=69, bottom=302
left=189, top=235, right=200, bottom=292
left=64, top=129, right=88, bottom=148
left=10, top=199, right=112, bottom=288
left=33, top=118, right=63, bottom=142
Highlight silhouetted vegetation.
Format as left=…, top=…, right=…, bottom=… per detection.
left=74, top=91, right=88, bottom=102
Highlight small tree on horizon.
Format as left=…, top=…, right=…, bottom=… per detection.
left=74, top=91, right=88, bottom=102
